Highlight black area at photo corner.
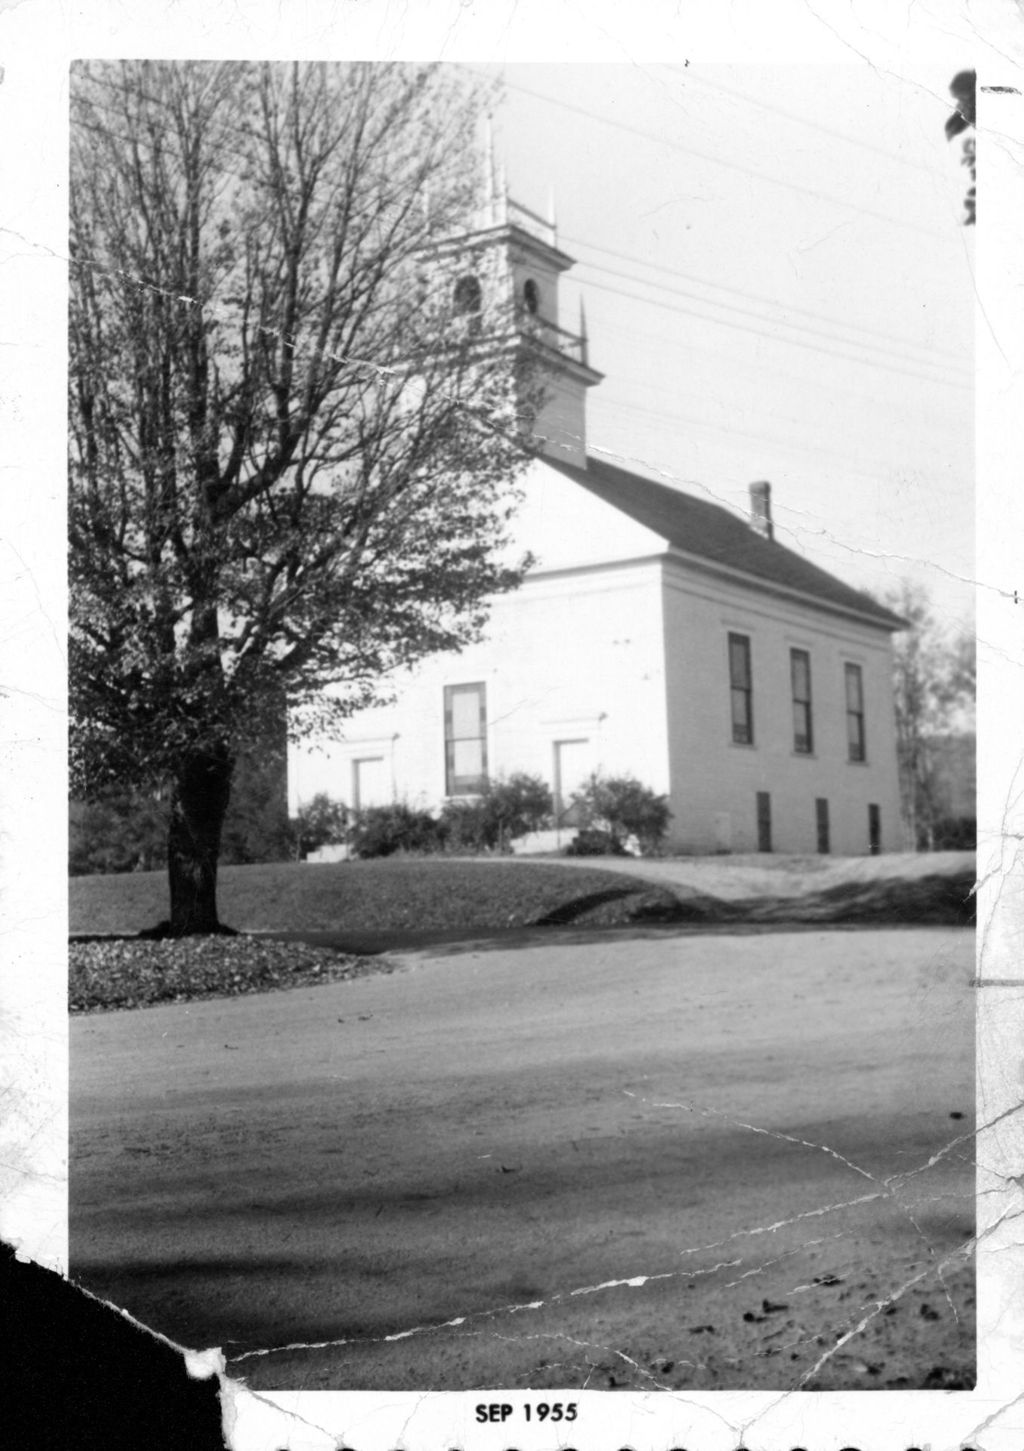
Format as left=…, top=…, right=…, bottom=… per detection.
left=2, top=1242, right=226, bottom=1450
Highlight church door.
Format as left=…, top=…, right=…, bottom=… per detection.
left=756, top=791, right=772, bottom=853
left=553, top=739, right=593, bottom=829
left=352, top=756, right=389, bottom=813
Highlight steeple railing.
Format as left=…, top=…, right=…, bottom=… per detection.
left=515, top=307, right=589, bottom=366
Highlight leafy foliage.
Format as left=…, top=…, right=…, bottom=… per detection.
left=568, top=773, right=673, bottom=854
left=945, top=70, right=976, bottom=225
left=294, top=773, right=554, bottom=858
left=347, top=803, right=443, bottom=858
left=70, top=740, right=291, bottom=874
left=69, top=789, right=168, bottom=876
left=439, top=772, right=553, bottom=852
left=219, top=740, right=292, bottom=864
left=562, top=827, right=627, bottom=858
left=288, top=793, right=350, bottom=859
left=69, top=61, right=534, bottom=930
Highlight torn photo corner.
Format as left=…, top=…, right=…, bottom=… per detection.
left=3, top=4, right=1024, bottom=1449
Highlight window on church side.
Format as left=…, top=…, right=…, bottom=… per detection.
left=845, top=663, right=866, bottom=762
left=728, top=633, right=754, bottom=745
left=444, top=683, right=488, bottom=795
left=790, top=648, right=813, bottom=754
left=523, top=278, right=540, bottom=315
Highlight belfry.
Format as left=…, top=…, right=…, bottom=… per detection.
left=426, top=134, right=603, bottom=465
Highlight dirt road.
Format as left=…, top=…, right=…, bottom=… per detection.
left=71, top=925, right=974, bottom=1391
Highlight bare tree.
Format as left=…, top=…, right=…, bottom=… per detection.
left=886, top=582, right=975, bottom=849
left=70, top=62, right=534, bottom=934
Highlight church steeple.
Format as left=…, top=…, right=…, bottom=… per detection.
left=426, top=140, right=602, bottom=465
left=494, top=202, right=602, bottom=464
left=481, top=117, right=508, bottom=229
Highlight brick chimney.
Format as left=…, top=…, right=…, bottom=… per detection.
left=749, top=481, right=774, bottom=541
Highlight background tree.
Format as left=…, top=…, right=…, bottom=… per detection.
left=70, top=739, right=292, bottom=875
left=69, top=788, right=168, bottom=877
left=218, top=735, right=293, bottom=866
left=70, top=61, right=534, bottom=934
left=885, top=581, right=975, bottom=849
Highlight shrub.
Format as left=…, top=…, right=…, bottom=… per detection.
left=563, top=827, right=627, bottom=857
left=290, top=793, right=350, bottom=859
left=441, top=773, right=553, bottom=853
left=437, top=799, right=487, bottom=853
left=569, top=772, right=672, bottom=854
left=348, top=802, right=443, bottom=858
left=485, top=772, right=554, bottom=847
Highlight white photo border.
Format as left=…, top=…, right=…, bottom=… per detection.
left=2, top=2, right=1022, bottom=1448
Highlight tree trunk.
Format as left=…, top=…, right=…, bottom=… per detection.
left=166, top=744, right=234, bottom=935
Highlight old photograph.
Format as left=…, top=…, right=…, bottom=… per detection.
left=67, top=58, right=977, bottom=1397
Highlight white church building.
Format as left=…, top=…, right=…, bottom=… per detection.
left=288, top=186, right=905, bottom=857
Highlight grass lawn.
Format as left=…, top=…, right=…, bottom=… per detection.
left=70, top=858, right=692, bottom=937
left=69, top=860, right=692, bottom=1014
left=71, top=853, right=976, bottom=939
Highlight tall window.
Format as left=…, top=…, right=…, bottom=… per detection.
left=790, top=649, right=813, bottom=754
left=728, top=633, right=754, bottom=745
left=444, top=683, right=487, bottom=795
left=845, top=663, right=866, bottom=762
left=352, top=756, right=387, bottom=813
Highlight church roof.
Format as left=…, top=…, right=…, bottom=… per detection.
left=546, top=454, right=907, bottom=631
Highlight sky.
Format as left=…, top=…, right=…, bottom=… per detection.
left=472, top=62, right=976, bottom=633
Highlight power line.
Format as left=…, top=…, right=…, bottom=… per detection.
left=77, top=72, right=963, bottom=379
left=570, top=253, right=968, bottom=380
left=69, top=76, right=968, bottom=499
left=594, top=311, right=967, bottom=430
left=656, top=64, right=932, bottom=175
left=72, top=110, right=965, bottom=393
left=592, top=328, right=967, bottom=449
left=483, top=71, right=942, bottom=240
left=594, top=394, right=953, bottom=485
left=557, top=229, right=965, bottom=366
left=576, top=271, right=969, bottom=391
left=66, top=225, right=969, bottom=601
